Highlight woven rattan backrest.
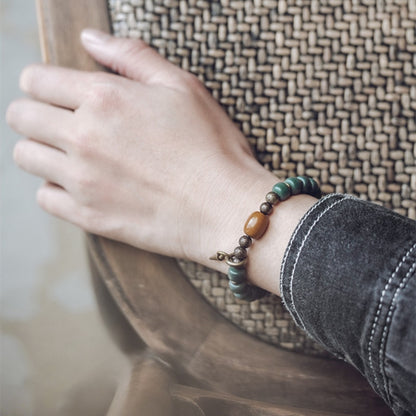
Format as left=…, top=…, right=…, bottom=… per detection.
left=108, top=0, right=416, bottom=356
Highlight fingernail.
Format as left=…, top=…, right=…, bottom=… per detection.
left=81, top=28, right=111, bottom=45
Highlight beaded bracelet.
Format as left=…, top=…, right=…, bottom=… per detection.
left=210, top=176, right=321, bottom=302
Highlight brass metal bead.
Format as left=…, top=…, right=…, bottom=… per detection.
left=260, top=202, right=273, bottom=215
left=233, top=246, right=247, bottom=260
left=238, top=235, right=252, bottom=248
left=265, top=191, right=279, bottom=205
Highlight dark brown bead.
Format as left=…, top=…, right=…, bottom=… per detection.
left=265, top=191, right=279, bottom=205
left=238, top=235, right=252, bottom=248
left=234, top=246, right=247, bottom=260
left=260, top=202, right=273, bottom=215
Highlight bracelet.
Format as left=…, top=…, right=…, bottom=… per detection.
left=210, top=176, right=321, bottom=302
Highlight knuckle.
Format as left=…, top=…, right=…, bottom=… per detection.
left=106, top=38, right=151, bottom=79
left=122, top=38, right=144, bottom=57
left=181, top=72, right=205, bottom=92
left=71, top=127, right=96, bottom=157
left=119, top=38, right=149, bottom=64
left=79, top=208, right=117, bottom=238
left=85, top=74, right=121, bottom=110
left=79, top=207, right=102, bottom=232
left=183, top=71, right=199, bottom=84
left=88, top=71, right=110, bottom=85
left=72, top=171, right=93, bottom=190
left=71, top=169, right=95, bottom=194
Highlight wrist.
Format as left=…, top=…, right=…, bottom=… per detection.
left=245, top=193, right=317, bottom=296
left=184, top=158, right=274, bottom=264
left=193, top=163, right=317, bottom=297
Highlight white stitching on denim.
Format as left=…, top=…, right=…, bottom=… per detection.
left=280, top=193, right=337, bottom=301
left=288, top=195, right=355, bottom=332
left=367, top=242, right=416, bottom=397
left=378, top=244, right=416, bottom=405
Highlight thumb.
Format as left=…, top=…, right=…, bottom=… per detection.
left=80, top=29, right=182, bottom=85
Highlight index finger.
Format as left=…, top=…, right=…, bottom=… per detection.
left=20, top=64, right=92, bottom=110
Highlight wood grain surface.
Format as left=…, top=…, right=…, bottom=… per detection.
left=36, top=0, right=111, bottom=70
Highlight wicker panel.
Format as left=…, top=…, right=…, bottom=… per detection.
left=108, top=0, right=416, bottom=356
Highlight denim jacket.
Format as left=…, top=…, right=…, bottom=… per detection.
left=281, top=194, right=416, bottom=416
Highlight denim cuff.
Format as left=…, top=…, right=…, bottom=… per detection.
left=280, top=194, right=416, bottom=416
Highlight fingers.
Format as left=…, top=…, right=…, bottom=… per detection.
left=80, top=29, right=184, bottom=86
left=14, top=139, right=68, bottom=185
left=7, top=98, right=74, bottom=151
left=19, top=64, right=91, bottom=109
left=37, top=183, right=80, bottom=225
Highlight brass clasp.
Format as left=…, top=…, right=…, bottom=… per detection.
left=209, top=251, right=247, bottom=268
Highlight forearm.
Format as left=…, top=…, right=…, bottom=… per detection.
left=280, top=194, right=416, bottom=416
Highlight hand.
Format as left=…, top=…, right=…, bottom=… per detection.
left=6, top=29, right=277, bottom=266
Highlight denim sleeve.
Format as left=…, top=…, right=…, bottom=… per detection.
left=280, top=194, right=416, bottom=416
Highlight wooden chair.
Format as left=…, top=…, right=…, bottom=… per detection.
left=36, top=0, right=394, bottom=414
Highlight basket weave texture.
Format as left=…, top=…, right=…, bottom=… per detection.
left=109, top=0, right=416, bottom=356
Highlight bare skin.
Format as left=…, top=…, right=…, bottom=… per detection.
left=6, top=29, right=316, bottom=296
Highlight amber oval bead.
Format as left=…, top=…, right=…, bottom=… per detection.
left=243, top=211, right=269, bottom=239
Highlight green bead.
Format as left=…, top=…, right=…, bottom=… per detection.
left=309, top=178, right=322, bottom=198
left=284, top=177, right=303, bottom=195
left=229, top=280, right=248, bottom=294
left=228, top=266, right=246, bottom=284
left=272, top=182, right=291, bottom=201
left=297, top=176, right=312, bottom=194
left=234, top=290, right=250, bottom=300
left=234, top=286, right=268, bottom=301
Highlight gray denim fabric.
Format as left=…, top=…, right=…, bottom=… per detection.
left=280, top=194, right=416, bottom=416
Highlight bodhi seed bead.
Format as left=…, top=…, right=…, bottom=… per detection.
left=244, top=211, right=269, bottom=239
left=260, top=202, right=273, bottom=215
left=272, top=182, right=291, bottom=201
left=238, top=235, right=252, bottom=248
left=265, top=191, right=279, bottom=205
left=284, top=177, right=303, bottom=195
left=233, top=246, right=247, bottom=260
